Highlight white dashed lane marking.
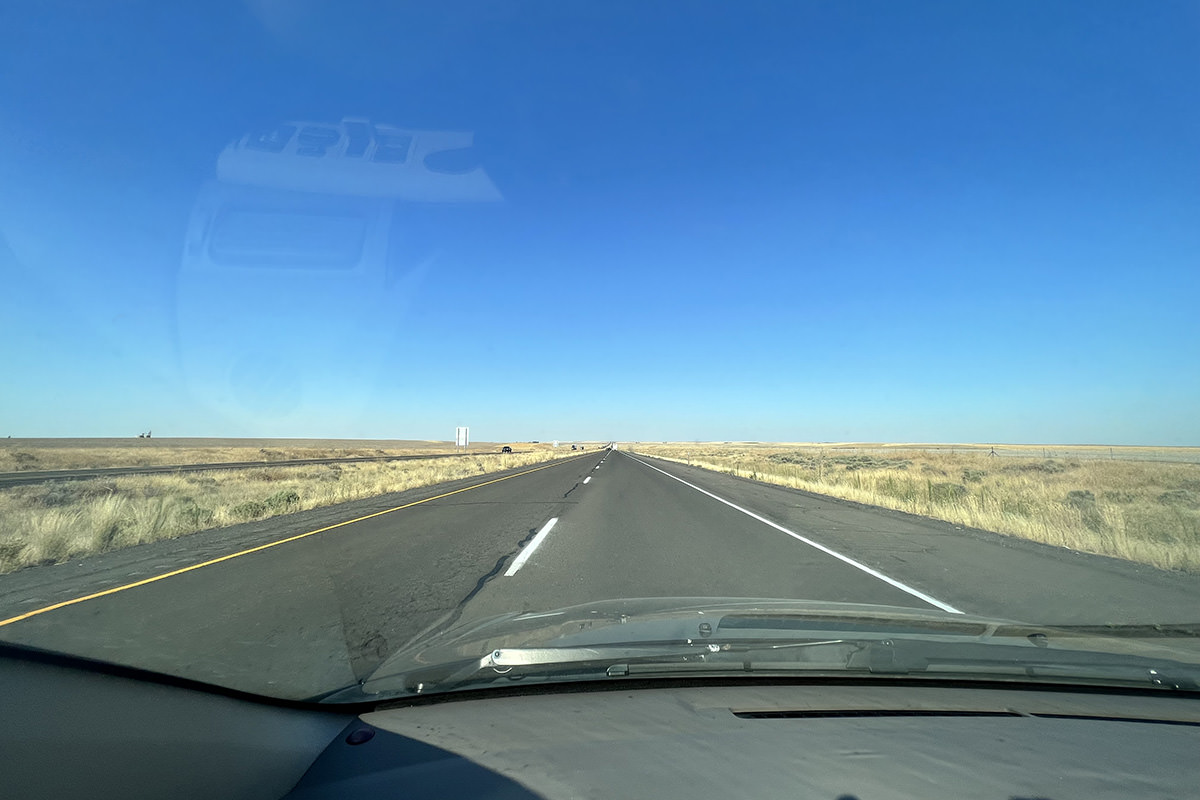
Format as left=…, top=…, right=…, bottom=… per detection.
left=505, top=518, right=560, bottom=577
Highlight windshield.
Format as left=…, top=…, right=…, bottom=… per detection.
left=1, top=1, right=1197, bottom=703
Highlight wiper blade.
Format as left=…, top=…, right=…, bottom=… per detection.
left=1005, top=623, right=1200, bottom=639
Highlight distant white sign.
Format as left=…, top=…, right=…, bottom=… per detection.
left=456, top=426, right=470, bottom=447
left=552, top=440, right=559, bottom=448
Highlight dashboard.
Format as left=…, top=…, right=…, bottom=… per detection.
left=3, top=646, right=1198, bottom=799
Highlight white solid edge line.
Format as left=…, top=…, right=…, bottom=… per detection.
left=624, top=454, right=963, bottom=614
left=504, top=517, right=559, bottom=577
left=584, top=476, right=592, bottom=484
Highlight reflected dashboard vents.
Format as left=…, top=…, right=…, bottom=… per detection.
left=734, top=709, right=1022, bottom=719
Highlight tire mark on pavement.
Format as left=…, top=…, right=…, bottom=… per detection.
left=381, top=524, right=547, bottom=661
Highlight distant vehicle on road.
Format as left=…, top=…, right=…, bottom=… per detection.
left=501, top=446, right=513, bottom=453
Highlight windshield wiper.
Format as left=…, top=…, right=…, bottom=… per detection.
left=350, top=611, right=1200, bottom=701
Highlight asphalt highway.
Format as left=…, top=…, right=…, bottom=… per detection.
left=1, top=449, right=1197, bottom=700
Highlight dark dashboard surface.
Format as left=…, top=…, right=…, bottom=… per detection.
left=3, top=650, right=1198, bottom=799
left=360, top=683, right=1200, bottom=800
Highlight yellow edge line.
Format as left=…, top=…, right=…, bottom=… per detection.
left=0, top=453, right=592, bottom=629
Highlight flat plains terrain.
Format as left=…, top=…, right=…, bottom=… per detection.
left=0, top=439, right=590, bottom=573
left=0, top=438, right=543, bottom=472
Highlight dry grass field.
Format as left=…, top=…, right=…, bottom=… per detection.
left=0, top=438, right=555, bottom=472
left=0, top=445, right=590, bottom=574
left=628, top=443, right=1200, bottom=573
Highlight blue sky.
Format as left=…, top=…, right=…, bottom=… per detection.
left=1, top=1, right=1197, bottom=443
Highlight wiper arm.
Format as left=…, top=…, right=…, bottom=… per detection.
left=486, top=639, right=851, bottom=669
left=485, top=645, right=714, bottom=670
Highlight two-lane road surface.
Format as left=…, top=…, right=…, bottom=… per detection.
left=2, top=449, right=1197, bottom=699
